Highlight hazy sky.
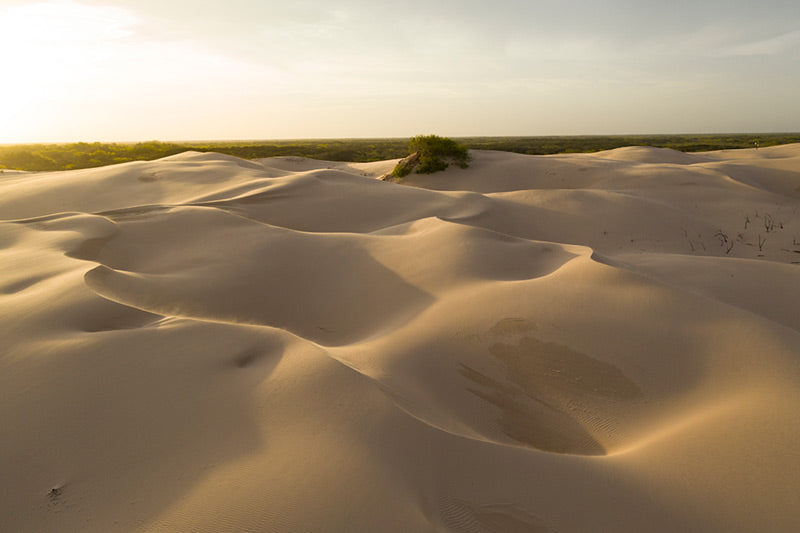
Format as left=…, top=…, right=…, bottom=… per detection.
left=1, top=0, right=799, bottom=142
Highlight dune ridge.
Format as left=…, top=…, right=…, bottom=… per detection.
left=1, top=145, right=799, bottom=532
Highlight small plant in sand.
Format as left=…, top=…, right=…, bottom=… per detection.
left=391, top=135, right=470, bottom=178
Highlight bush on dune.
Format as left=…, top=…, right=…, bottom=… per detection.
left=391, top=135, right=470, bottom=178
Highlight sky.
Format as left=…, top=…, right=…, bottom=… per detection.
left=1, top=0, right=799, bottom=142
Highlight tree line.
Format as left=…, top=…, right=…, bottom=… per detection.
left=2, top=134, right=799, bottom=172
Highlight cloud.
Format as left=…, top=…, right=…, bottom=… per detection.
left=721, top=29, right=800, bottom=56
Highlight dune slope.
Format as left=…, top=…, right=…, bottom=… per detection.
left=2, top=146, right=800, bottom=532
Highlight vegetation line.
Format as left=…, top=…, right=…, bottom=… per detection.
left=1, top=133, right=799, bottom=172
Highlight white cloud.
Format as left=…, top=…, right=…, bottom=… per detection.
left=721, top=29, right=800, bottom=56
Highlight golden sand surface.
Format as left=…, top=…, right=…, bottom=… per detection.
left=2, top=146, right=799, bottom=532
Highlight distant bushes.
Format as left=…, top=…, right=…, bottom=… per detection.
left=0, top=141, right=186, bottom=171
left=391, top=135, right=470, bottom=178
left=0, top=140, right=410, bottom=172
left=2, top=134, right=799, bottom=172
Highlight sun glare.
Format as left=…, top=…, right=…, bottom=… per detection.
left=0, top=1, right=138, bottom=142
left=0, top=1, right=291, bottom=143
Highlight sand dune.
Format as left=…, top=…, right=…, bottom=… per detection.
left=1, top=145, right=800, bottom=532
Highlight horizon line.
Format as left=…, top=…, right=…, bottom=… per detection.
left=2, top=131, right=799, bottom=146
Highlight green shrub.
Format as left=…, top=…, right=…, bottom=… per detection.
left=416, top=152, right=449, bottom=173
left=391, top=158, right=414, bottom=178
left=391, top=135, right=470, bottom=178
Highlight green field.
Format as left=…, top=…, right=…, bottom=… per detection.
left=2, top=133, right=799, bottom=172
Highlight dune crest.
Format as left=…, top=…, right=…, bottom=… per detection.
left=2, top=147, right=800, bottom=532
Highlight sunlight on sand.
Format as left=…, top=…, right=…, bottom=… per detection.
left=2, top=145, right=800, bottom=532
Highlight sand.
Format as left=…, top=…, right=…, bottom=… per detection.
left=1, top=145, right=799, bottom=532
